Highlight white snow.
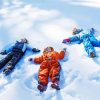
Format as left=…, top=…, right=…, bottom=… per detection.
left=0, top=0, right=100, bottom=100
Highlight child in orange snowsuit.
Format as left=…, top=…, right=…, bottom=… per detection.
left=29, top=46, right=66, bottom=92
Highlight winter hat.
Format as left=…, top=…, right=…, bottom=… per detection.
left=43, top=46, right=54, bottom=53
left=21, top=38, right=28, bottom=43
left=72, top=28, right=83, bottom=35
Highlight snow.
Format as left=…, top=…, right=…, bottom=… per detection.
left=0, top=0, right=100, bottom=100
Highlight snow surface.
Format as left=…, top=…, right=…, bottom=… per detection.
left=0, top=0, right=100, bottom=100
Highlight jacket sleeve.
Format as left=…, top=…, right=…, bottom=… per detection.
left=63, top=35, right=81, bottom=44
left=27, top=44, right=34, bottom=51
left=69, top=35, right=81, bottom=43
left=34, top=55, right=43, bottom=64
left=58, top=50, right=65, bottom=60
left=5, top=46, right=13, bottom=54
left=1, top=43, right=14, bottom=54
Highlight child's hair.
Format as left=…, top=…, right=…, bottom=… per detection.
left=72, top=28, right=83, bottom=35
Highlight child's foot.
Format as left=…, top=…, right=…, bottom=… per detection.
left=3, top=66, right=13, bottom=76
left=37, top=84, right=46, bottom=92
left=51, top=83, right=60, bottom=90
left=90, top=52, right=95, bottom=58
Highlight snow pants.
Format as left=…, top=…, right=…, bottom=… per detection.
left=90, top=37, right=100, bottom=47
left=0, top=51, right=23, bottom=72
left=83, top=38, right=96, bottom=57
left=38, top=60, right=61, bottom=86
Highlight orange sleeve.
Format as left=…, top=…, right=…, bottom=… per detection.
left=34, top=55, right=43, bottom=64
left=59, top=51, right=65, bottom=60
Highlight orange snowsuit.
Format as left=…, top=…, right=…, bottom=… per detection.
left=34, top=49, right=65, bottom=86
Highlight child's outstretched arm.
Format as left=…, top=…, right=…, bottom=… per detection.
left=0, top=43, right=14, bottom=55
left=58, top=48, right=67, bottom=60
left=28, top=55, right=43, bottom=64
left=62, top=35, right=81, bottom=44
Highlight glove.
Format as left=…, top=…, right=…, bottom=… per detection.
left=63, top=48, right=67, bottom=53
left=0, top=50, right=7, bottom=55
left=37, top=84, right=45, bottom=92
left=28, top=58, right=33, bottom=62
left=62, top=39, right=70, bottom=43
left=32, top=48, right=40, bottom=52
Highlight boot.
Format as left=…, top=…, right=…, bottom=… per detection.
left=37, top=84, right=46, bottom=92
left=3, top=66, right=13, bottom=76
left=51, top=83, right=60, bottom=90
left=90, top=52, right=95, bottom=58
left=3, top=68, right=12, bottom=76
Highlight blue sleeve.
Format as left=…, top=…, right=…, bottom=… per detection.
left=69, top=35, right=81, bottom=44
left=6, top=46, right=13, bottom=53
left=1, top=43, right=14, bottom=54
left=27, top=44, right=33, bottom=51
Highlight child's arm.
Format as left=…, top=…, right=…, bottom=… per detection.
left=28, top=55, right=43, bottom=64
left=0, top=43, right=14, bottom=55
left=58, top=48, right=67, bottom=60
left=62, top=35, right=81, bottom=44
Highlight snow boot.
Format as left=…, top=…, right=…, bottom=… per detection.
left=90, top=52, right=95, bottom=58
left=51, top=83, right=60, bottom=90
left=37, top=84, right=46, bottom=92
left=32, top=48, right=40, bottom=52
left=3, top=66, right=13, bottom=76
left=3, top=68, right=12, bottom=76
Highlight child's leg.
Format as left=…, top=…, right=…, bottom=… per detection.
left=50, top=61, right=61, bottom=90
left=50, top=66, right=61, bottom=83
left=84, top=40, right=96, bottom=58
left=91, top=39, right=100, bottom=47
left=3, top=52, right=23, bottom=75
left=38, top=61, right=49, bottom=86
left=38, top=61, right=49, bottom=92
left=0, top=52, right=13, bottom=70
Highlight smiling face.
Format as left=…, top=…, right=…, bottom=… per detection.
left=43, top=46, right=54, bottom=53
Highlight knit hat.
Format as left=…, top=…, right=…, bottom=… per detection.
left=72, top=28, right=83, bottom=35
left=21, top=38, right=28, bottom=43
left=43, top=46, right=54, bottom=53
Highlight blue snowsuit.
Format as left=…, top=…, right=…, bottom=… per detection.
left=67, top=29, right=100, bottom=57
left=0, top=41, right=40, bottom=75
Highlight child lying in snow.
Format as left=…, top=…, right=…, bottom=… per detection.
left=0, top=38, right=40, bottom=76
left=62, top=28, right=100, bottom=58
left=29, top=46, right=67, bottom=92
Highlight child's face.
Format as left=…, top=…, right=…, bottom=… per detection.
left=46, top=47, right=52, bottom=52
left=44, top=47, right=54, bottom=53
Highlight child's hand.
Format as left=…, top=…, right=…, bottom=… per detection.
left=63, top=48, right=67, bottom=53
left=0, top=50, right=7, bottom=55
left=62, top=39, right=67, bottom=43
left=28, top=58, right=33, bottom=62
left=62, top=39, right=70, bottom=44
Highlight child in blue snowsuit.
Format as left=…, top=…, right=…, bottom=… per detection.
left=62, top=28, right=100, bottom=58
left=0, top=38, right=40, bottom=75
